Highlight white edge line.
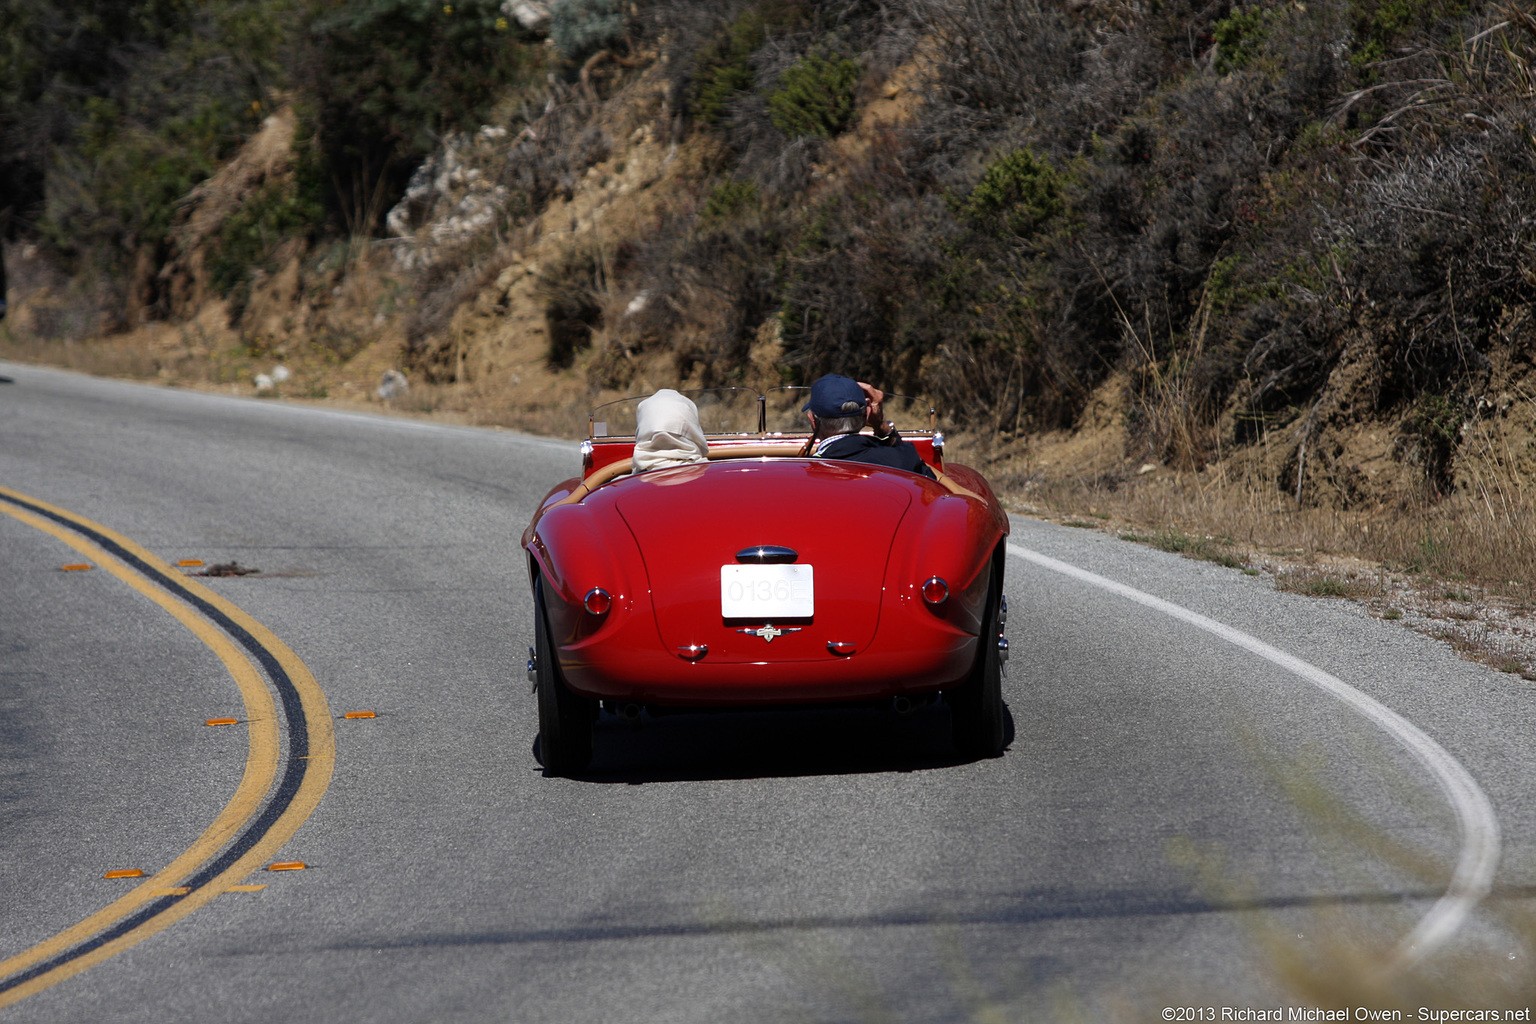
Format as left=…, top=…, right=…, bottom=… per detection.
left=1006, top=541, right=1500, bottom=969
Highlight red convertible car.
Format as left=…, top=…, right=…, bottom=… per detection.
left=522, top=387, right=1010, bottom=775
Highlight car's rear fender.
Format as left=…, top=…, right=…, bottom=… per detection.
left=939, top=464, right=1008, bottom=531
left=525, top=502, right=649, bottom=650
left=882, top=491, right=1003, bottom=640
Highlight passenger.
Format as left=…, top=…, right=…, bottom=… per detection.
left=633, top=388, right=709, bottom=472
left=802, top=374, right=937, bottom=480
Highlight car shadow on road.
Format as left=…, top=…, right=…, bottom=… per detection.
left=535, top=701, right=1017, bottom=783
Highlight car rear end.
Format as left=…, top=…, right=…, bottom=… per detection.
left=527, top=458, right=1004, bottom=708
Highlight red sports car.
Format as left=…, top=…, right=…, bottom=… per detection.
left=522, top=387, right=1010, bottom=774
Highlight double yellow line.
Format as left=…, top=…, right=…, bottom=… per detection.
left=0, top=486, right=334, bottom=1008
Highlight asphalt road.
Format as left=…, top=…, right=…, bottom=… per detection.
left=1, top=361, right=1532, bottom=1023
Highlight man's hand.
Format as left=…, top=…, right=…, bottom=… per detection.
left=857, top=381, right=885, bottom=431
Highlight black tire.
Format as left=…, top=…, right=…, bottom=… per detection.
left=534, top=577, right=594, bottom=775
left=951, top=556, right=1006, bottom=758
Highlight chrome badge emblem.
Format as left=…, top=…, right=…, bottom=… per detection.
left=738, top=625, right=801, bottom=643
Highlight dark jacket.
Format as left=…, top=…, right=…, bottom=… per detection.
left=815, top=432, right=937, bottom=480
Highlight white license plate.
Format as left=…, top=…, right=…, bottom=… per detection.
left=720, top=564, right=814, bottom=618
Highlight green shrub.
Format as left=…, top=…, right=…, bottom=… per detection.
left=954, top=148, right=1064, bottom=238
left=1398, top=393, right=1464, bottom=490
left=0, top=0, right=206, bottom=213
left=43, top=99, right=216, bottom=252
left=298, top=0, right=533, bottom=231
left=691, top=9, right=767, bottom=124
left=206, top=171, right=327, bottom=313
left=1213, top=6, right=1269, bottom=74
left=11, top=1, right=281, bottom=272
left=1347, top=0, right=1467, bottom=68
left=701, top=179, right=760, bottom=224
left=766, top=52, right=860, bottom=139
left=550, top=0, right=626, bottom=60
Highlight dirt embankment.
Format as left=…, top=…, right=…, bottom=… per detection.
left=6, top=46, right=1536, bottom=531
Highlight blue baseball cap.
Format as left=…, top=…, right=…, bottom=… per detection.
left=801, top=374, right=867, bottom=418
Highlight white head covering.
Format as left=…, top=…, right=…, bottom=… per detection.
left=633, top=389, right=709, bottom=472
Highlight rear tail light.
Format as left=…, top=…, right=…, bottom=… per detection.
left=583, top=588, right=612, bottom=616
left=920, top=576, right=949, bottom=606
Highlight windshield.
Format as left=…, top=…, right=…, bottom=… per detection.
left=588, top=387, right=935, bottom=439
left=590, top=388, right=764, bottom=438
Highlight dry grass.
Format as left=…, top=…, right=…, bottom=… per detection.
left=1429, top=623, right=1536, bottom=680
left=1004, top=438, right=1536, bottom=682
left=1022, top=468, right=1536, bottom=600
left=1273, top=567, right=1384, bottom=600
left=0, top=325, right=162, bottom=380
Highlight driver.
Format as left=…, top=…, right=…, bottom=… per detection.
left=802, top=374, right=936, bottom=480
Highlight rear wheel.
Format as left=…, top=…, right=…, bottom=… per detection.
left=950, top=556, right=1006, bottom=758
left=533, top=577, right=594, bottom=775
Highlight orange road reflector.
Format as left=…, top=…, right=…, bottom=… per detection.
left=227, top=884, right=267, bottom=892
left=205, top=717, right=240, bottom=727
left=177, top=559, right=205, bottom=567
left=104, top=869, right=145, bottom=880
left=267, top=861, right=307, bottom=872
left=343, top=710, right=376, bottom=719
left=61, top=563, right=92, bottom=571
left=152, top=887, right=192, bottom=896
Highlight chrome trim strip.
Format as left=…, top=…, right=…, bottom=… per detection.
left=734, top=545, right=798, bottom=564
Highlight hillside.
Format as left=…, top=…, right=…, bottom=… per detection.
left=4, top=0, right=1536, bottom=605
